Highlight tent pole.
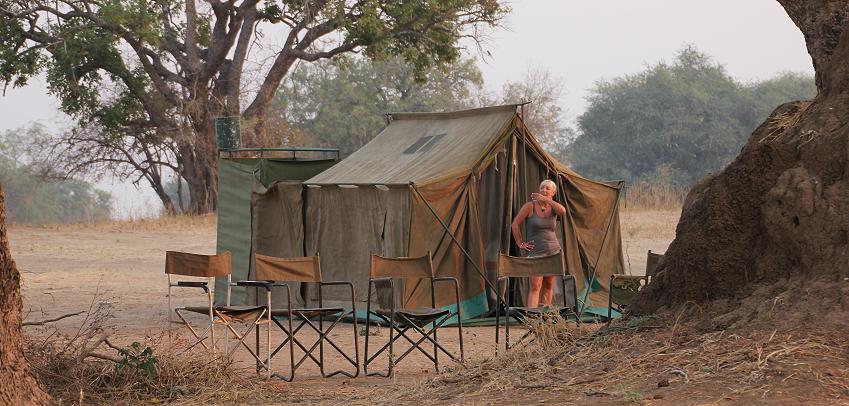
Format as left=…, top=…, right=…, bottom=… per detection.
left=576, top=185, right=623, bottom=318
left=501, top=135, right=517, bottom=306
left=410, top=183, right=500, bottom=297
left=555, top=174, right=574, bottom=304
left=520, top=104, right=528, bottom=203
left=503, top=127, right=517, bottom=255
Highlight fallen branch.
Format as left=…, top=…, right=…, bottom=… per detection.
left=23, top=311, right=86, bottom=326
left=87, top=352, right=122, bottom=363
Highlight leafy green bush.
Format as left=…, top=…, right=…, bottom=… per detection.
left=117, top=342, right=158, bottom=379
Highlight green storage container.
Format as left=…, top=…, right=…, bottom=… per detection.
left=215, top=116, right=240, bottom=150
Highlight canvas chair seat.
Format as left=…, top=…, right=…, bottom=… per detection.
left=609, top=278, right=642, bottom=304
left=270, top=307, right=345, bottom=319
left=375, top=308, right=451, bottom=326
left=182, top=305, right=265, bottom=320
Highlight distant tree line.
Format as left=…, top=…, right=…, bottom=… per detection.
left=3, top=46, right=815, bottom=217
left=272, top=56, right=574, bottom=159
left=570, top=46, right=816, bottom=186
left=272, top=47, right=814, bottom=190
left=0, top=127, right=112, bottom=224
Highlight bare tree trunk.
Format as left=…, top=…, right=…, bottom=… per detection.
left=633, top=0, right=849, bottom=320
left=178, top=123, right=218, bottom=215
left=0, top=180, right=52, bottom=404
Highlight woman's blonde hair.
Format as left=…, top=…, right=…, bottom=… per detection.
left=540, top=179, right=557, bottom=192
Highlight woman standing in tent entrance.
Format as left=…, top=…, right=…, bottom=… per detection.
left=511, top=179, right=567, bottom=308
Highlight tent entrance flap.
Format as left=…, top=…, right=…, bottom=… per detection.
left=407, top=178, right=490, bottom=319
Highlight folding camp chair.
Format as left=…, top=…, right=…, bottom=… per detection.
left=166, top=251, right=272, bottom=376
left=364, top=253, right=464, bottom=377
left=607, top=275, right=650, bottom=322
left=249, top=254, right=359, bottom=381
left=495, top=250, right=577, bottom=352
left=606, top=250, right=661, bottom=322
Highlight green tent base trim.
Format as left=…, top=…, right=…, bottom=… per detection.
left=584, top=306, right=620, bottom=321
left=285, top=291, right=492, bottom=326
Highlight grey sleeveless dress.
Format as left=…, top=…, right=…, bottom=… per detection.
left=526, top=202, right=560, bottom=257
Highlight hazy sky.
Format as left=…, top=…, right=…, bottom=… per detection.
left=0, top=0, right=814, bottom=216
left=476, top=0, right=813, bottom=120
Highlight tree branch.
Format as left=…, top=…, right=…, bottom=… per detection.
left=22, top=311, right=86, bottom=326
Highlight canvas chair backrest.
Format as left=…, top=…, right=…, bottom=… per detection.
left=165, top=251, right=232, bottom=277
left=610, top=277, right=647, bottom=307
left=646, top=250, right=665, bottom=276
left=255, top=254, right=322, bottom=283
left=497, top=251, right=564, bottom=278
left=370, top=254, right=434, bottom=279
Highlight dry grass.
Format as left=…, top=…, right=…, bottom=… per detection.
left=24, top=293, right=283, bottom=405
left=12, top=214, right=217, bottom=232
left=619, top=208, right=680, bottom=275
left=624, top=181, right=687, bottom=211
left=362, top=313, right=849, bottom=404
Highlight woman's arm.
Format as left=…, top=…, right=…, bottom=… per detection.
left=511, top=203, right=534, bottom=252
left=532, top=193, right=567, bottom=217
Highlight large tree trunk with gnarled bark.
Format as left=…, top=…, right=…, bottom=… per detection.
left=0, top=180, right=52, bottom=404
left=632, top=0, right=849, bottom=329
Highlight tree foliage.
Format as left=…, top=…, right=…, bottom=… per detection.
left=0, top=0, right=506, bottom=214
left=0, top=127, right=113, bottom=224
left=274, top=55, right=485, bottom=155
left=570, top=47, right=816, bottom=186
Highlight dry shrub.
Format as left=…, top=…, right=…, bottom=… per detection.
left=25, top=296, right=283, bottom=405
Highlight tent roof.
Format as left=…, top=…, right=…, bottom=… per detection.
left=306, top=105, right=518, bottom=185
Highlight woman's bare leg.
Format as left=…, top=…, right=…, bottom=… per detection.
left=528, top=276, right=542, bottom=308
left=540, top=276, right=556, bottom=306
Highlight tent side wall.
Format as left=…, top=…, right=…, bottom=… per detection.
left=250, top=182, right=306, bottom=307
left=303, top=185, right=411, bottom=309
left=215, top=159, right=257, bottom=306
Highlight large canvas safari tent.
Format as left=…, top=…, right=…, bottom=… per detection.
left=219, top=104, right=625, bottom=319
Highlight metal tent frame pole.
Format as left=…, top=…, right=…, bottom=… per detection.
left=410, top=183, right=500, bottom=299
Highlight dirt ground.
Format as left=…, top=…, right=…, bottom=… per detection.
left=10, top=210, right=681, bottom=403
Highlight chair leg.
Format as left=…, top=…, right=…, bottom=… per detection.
left=505, top=304, right=511, bottom=352
left=175, top=309, right=213, bottom=351
left=495, top=296, right=501, bottom=356
left=270, top=315, right=295, bottom=382
left=293, top=312, right=358, bottom=378
left=388, top=307, right=395, bottom=378
left=457, top=312, right=464, bottom=363
left=432, top=318, right=438, bottom=372
left=364, top=312, right=394, bottom=377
